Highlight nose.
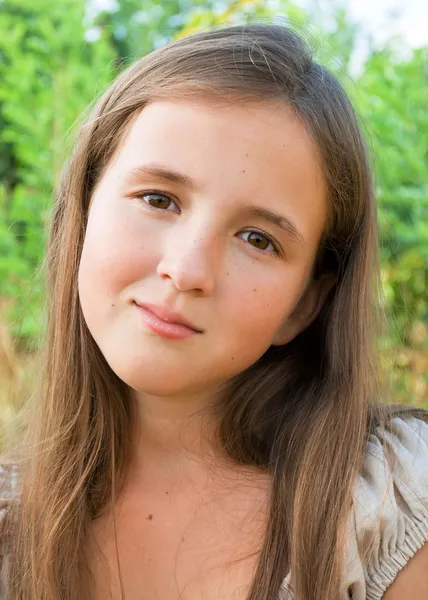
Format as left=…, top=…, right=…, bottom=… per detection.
left=156, top=228, right=217, bottom=295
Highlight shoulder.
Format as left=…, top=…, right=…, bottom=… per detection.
left=0, top=462, right=20, bottom=597
left=0, top=462, right=19, bottom=556
left=0, top=463, right=19, bottom=514
left=343, top=408, right=428, bottom=600
left=0, top=462, right=19, bottom=546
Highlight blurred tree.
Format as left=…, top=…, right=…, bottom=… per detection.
left=0, top=0, right=115, bottom=344
left=353, top=47, right=428, bottom=346
left=351, top=45, right=428, bottom=403
left=92, top=0, right=217, bottom=67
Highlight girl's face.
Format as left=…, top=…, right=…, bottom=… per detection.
left=78, top=98, right=330, bottom=398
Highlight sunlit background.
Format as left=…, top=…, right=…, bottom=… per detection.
left=0, top=0, right=427, bottom=437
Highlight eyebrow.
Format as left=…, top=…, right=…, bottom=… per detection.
left=123, top=164, right=305, bottom=245
left=124, top=164, right=198, bottom=190
left=241, top=206, right=305, bottom=246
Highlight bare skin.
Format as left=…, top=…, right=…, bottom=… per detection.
left=89, top=459, right=271, bottom=600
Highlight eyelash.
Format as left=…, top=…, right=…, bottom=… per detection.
left=133, top=190, right=282, bottom=257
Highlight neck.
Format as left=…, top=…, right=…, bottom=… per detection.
left=125, top=388, right=270, bottom=498
left=130, top=387, right=228, bottom=473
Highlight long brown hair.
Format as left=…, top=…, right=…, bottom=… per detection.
left=1, top=23, right=426, bottom=600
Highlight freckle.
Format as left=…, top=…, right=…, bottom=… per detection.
left=111, top=303, right=115, bottom=307
left=165, top=491, right=169, bottom=495
left=253, top=288, right=257, bottom=292
left=148, top=558, right=152, bottom=562
left=226, top=272, right=229, bottom=276
left=147, top=514, right=153, bottom=520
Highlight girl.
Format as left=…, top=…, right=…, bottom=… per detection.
left=1, top=23, right=427, bottom=600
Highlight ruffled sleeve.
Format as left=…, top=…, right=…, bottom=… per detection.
left=0, top=464, right=19, bottom=519
left=343, top=415, right=428, bottom=600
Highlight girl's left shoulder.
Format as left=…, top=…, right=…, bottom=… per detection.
left=344, top=408, right=428, bottom=600
left=0, top=463, right=19, bottom=514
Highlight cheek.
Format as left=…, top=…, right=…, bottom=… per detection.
left=79, top=204, right=155, bottom=298
left=77, top=204, right=159, bottom=344
left=230, top=265, right=297, bottom=328
left=217, top=274, right=297, bottom=368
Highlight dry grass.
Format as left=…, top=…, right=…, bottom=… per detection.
left=0, top=318, right=21, bottom=425
left=0, top=316, right=39, bottom=448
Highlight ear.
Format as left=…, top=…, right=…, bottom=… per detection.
left=271, top=273, right=336, bottom=346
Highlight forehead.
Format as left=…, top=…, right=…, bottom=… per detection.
left=104, top=98, right=329, bottom=249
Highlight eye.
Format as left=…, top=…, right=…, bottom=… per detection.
left=136, top=191, right=180, bottom=212
left=238, top=230, right=281, bottom=256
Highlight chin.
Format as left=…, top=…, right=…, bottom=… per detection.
left=106, top=356, right=201, bottom=397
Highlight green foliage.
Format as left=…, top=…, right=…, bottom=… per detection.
left=92, top=0, right=217, bottom=66
left=351, top=47, right=428, bottom=346
left=176, top=0, right=308, bottom=38
left=0, top=0, right=115, bottom=344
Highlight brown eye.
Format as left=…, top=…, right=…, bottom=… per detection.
left=143, top=193, right=173, bottom=209
left=238, top=230, right=280, bottom=256
left=247, top=231, right=270, bottom=250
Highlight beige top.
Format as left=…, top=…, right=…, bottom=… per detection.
left=279, top=414, right=428, bottom=599
left=1, top=414, right=428, bottom=598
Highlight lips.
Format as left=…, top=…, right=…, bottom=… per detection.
left=133, top=301, right=202, bottom=333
